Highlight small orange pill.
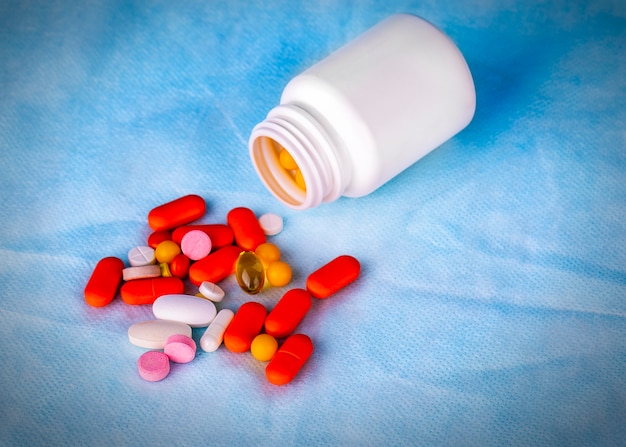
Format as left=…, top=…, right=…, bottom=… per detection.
left=171, top=224, right=234, bottom=250
left=148, top=194, right=206, bottom=232
left=266, top=334, right=314, bottom=386
left=227, top=207, right=266, bottom=251
left=84, top=257, right=125, bottom=307
left=306, top=255, right=361, bottom=299
left=147, top=230, right=171, bottom=249
left=223, top=302, right=267, bottom=353
left=120, top=277, right=184, bottom=305
left=264, top=288, right=311, bottom=339
left=266, top=261, right=292, bottom=287
left=188, top=245, right=242, bottom=286
left=169, top=253, right=190, bottom=279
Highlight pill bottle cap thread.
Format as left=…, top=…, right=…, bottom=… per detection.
left=249, top=104, right=344, bottom=210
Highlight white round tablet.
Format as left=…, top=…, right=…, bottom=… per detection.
left=198, top=281, right=225, bottom=302
left=258, top=213, right=283, bottom=236
left=128, top=246, right=156, bottom=266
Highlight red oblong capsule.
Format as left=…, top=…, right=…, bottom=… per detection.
left=84, top=257, right=125, bottom=307
left=188, top=245, right=242, bottom=286
left=169, top=253, right=190, bottom=279
left=266, top=334, right=314, bottom=386
left=148, top=194, right=206, bottom=232
left=227, top=207, right=266, bottom=251
left=120, top=277, right=184, bottom=305
left=264, top=289, right=312, bottom=338
left=306, top=255, right=361, bottom=299
left=223, top=302, right=267, bottom=353
left=147, top=230, right=171, bottom=249
left=171, top=224, right=234, bottom=250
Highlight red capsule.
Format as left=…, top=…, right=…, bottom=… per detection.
left=84, top=257, right=125, bottom=307
left=147, top=230, right=172, bottom=249
left=188, top=245, right=242, bottom=286
left=223, top=302, right=267, bottom=353
left=306, top=255, right=361, bottom=299
left=266, top=334, right=313, bottom=386
left=171, top=224, right=234, bottom=250
left=169, top=253, right=190, bottom=279
left=264, top=289, right=312, bottom=338
left=227, top=207, right=266, bottom=251
left=148, top=194, right=206, bottom=232
left=120, top=277, right=184, bottom=305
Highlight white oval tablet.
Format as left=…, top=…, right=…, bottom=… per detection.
left=258, top=213, right=283, bottom=236
left=153, top=294, right=217, bottom=328
left=123, top=264, right=161, bottom=281
left=198, top=281, right=225, bottom=302
left=128, top=246, right=156, bottom=267
left=128, top=319, right=192, bottom=349
left=200, top=309, right=235, bottom=352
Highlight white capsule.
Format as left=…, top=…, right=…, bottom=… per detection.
left=128, top=319, right=192, bottom=349
left=153, top=294, right=217, bottom=328
left=128, top=245, right=156, bottom=267
left=258, top=213, right=283, bottom=236
left=198, top=281, right=225, bottom=302
left=200, top=309, right=235, bottom=352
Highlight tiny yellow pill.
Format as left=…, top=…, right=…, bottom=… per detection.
left=155, top=240, right=181, bottom=264
left=294, top=169, right=306, bottom=191
left=159, top=262, right=172, bottom=277
left=254, top=242, right=281, bottom=267
left=266, top=261, right=292, bottom=287
left=251, top=334, right=278, bottom=362
left=278, top=148, right=299, bottom=171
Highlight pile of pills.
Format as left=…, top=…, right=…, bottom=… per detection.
left=84, top=194, right=360, bottom=385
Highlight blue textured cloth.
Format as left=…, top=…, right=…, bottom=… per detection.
left=1, top=1, right=625, bottom=446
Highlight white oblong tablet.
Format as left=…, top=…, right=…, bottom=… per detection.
left=200, top=308, right=235, bottom=352
left=153, top=294, right=217, bottom=328
left=128, top=319, right=192, bottom=349
left=128, top=246, right=156, bottom=267
left=258, top=213, right=283, bottom=236
left=198, top=281, right=225, bottom=302
left=123, top=265, right=161, bottom=281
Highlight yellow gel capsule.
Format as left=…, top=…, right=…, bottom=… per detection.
left=254, top=242, right=281, bottom=267
left=251, top=334, right=278, bottom=362
left=278, top=148, right=299, bottom=171
left=266, top=261, right=292, bottom=287
left=294, top=169, right=306, bottom=191
left=235, top=251, right=265, bottom=295
left=155, top=240, right=181, bottom=264
left=159, top=262, right=172, bottom=277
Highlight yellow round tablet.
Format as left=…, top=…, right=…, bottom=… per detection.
left=266, top=261, right=292, bottom=287
left=254, top=242, right=281, bottom=267
left=155, top=240, right=181, bottom=264
left=251, top=334, right=278, bottom=362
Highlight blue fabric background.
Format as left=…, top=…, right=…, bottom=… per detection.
left=1, top=1, right=625, bottom=445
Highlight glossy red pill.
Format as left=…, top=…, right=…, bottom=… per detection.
left=227, top=207, right=266, bottom=251
left=306, top=255, right=361, bottom=299
left=147, top=194, right=206, bottom=232
left=147, top=230, right=171, bottom=249
left=188, top=245, right=242, bottom=286
left=264, top=289, right=312, bottom=339
left=266, top=334, right=313, bottom=386
left=169, top=253, right=190, bottom=279
left=84, top=257, right=125, bottom=307
left=223, top=302, right=267, bottom=353
left=120, top=277, right=184, bottom=305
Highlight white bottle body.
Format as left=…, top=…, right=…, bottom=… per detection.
left=249, top=14, right=476, bottom=209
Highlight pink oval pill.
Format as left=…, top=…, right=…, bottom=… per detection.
left=180, top=230, right=212, bottom=261
left=137, top=351, right=170, bottom=382
left=164, top=334, right=197, bottom=363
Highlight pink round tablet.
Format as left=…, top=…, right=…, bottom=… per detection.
left=138, top=351, right=170, bottom=382
left=164, top=334, right=197, bottom=363
left=180, top=230, right=212, bottom=261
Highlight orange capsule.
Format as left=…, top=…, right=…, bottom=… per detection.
left=169, top=253, right=190, bottom=279
left=171, top=224, right=234, bottom=250
left=120, top=277, right=184, bottom=305
left=264, top=289, right=312, bottom=338
left=188, top=245, right=242, bottom=286
left=223, top=302, right=267, bottom=353
left=147, top=194, right=206, bottom=232
left=306, top=255, right=361, bottom=299
left=84, top=257, right=125, bottom=307
left=227, top=207, right=266, bottom=251
left=266, top=334, right=313, bottom=386
left=147, top=230, right=171, bottom=249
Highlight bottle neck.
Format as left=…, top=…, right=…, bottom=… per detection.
left=249, top=104, right=345, bottom=210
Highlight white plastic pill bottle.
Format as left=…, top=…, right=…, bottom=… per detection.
left=249, top=13, right=476, bottom=210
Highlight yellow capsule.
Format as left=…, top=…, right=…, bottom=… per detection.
left=266, top=261, right=292, bottom=287
left=278, top=148, right=299, bottom=171
left=235, top=251, right=265, bottom=294
left=159, top=262, right=172, bottom=277
left=254, top=242, right=281, bottom=267
left=294, top=169, right=306, bottom=191
left=251, top=334, right=278, bottom=362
